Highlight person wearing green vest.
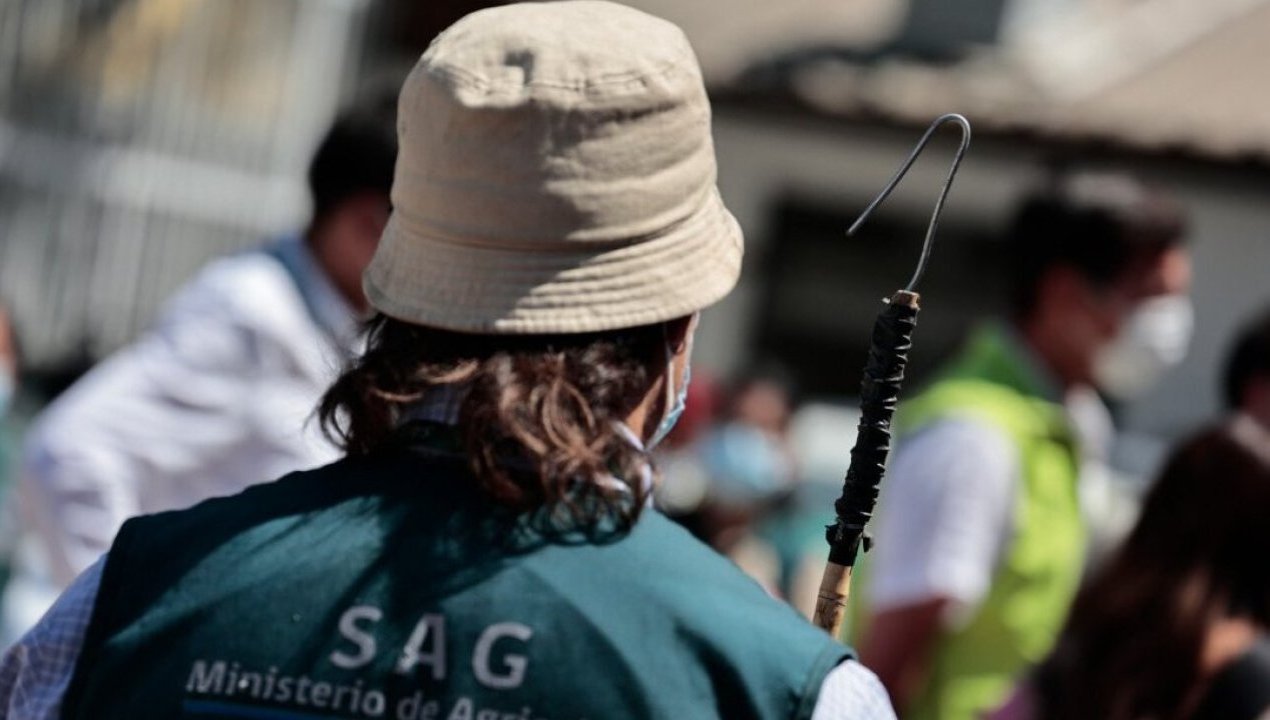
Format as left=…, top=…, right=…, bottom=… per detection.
left=854, top=172, right=1193, bottom=720
left=0, top=3, right=894, bottom=718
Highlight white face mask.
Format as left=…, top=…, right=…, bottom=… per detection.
left=1092, top=294, right=1194, bottom=399
left=647, top=324, right=695, bottom=450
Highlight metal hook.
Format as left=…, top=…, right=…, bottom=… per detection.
left=847, top=113, right=972, bottom=292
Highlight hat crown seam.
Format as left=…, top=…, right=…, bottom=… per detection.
left=420, top=49, right=697, bottom=96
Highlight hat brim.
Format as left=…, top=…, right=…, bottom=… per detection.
left=364, top=187, right=743, bottom=335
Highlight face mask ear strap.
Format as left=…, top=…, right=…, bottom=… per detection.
left=662, top=313, right=699, bottom=406
left=662, top=328, right=677, bottom=423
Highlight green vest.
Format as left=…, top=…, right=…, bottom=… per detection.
left=63, top=440, right=851, bottom=720
left=856, top=325, right=1085, bottom=720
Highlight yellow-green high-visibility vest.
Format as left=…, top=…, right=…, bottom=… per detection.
left=854, top=325, right=1085, bottom=720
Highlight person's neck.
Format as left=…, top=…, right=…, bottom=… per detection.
left=304, top=226, right=367, bottom=313
left=1016, top=314, right=1080, bottom=392
left=624, top=375, right=669, bottom=445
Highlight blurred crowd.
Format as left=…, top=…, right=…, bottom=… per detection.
left=5, top=149, right=1270, bottom=717
left=649, top=171, right=1270, bottom=720
left=1, top=3, right=1270, bottom=719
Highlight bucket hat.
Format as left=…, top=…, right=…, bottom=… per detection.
left=363, top=0, right=743, bottom=334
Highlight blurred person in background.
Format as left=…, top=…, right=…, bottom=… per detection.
left=665, top=367, right=799, bottom=594
left=0, top=103, right=396, bottom=641
left=650, top=371, right=721, bottom=515
left=991, top=416, right=1270, bottom=720
left=855, top=172, right=1192, bottom=720
left=1223, top=307, right=1270, bottom=430
left=0, top=306, right=17, bottom=482
left=0, top=4, right=894, bottom=717
left=0, top=306, right=20, bottom=589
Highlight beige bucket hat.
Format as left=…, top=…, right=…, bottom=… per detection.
left=364, top=0, right=743, bottom=334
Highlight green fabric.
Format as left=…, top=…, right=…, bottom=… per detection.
left=64, top=440, right=851, bottom=720
left=856, top=325, right=1085, bottom=720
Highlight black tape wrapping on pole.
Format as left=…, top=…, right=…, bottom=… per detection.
left=826, top=291, right=919, bottom=567
left=814, top=115, right=965, bottom=635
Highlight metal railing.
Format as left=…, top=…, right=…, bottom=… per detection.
left=0, top=0, right=369, bottom=366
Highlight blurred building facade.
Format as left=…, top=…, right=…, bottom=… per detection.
left=0, top=0, right=371, bottom=367
left=638, top=0, right=1270, bottom=461
left=2, top=0, right=1270, bottom=462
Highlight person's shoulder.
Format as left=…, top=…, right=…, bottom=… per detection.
left=891, top=416, right=1019, bottom=490
left=127, top=452, right=373, bottom=529
left=618, top=511, right=826, bottom=623
left=111, top=455, right=365, bottom=556
left=157, top=246, right=301, bottom=331
left=567, top=511, right=748, bottom=595
left=18, top=250, right=306, bottom=448
left=150, top=244, right=324, bottom=371
left=901, top=374, right=1054, bottom=462
left=605, top=512, right=854, bottom=695
left=621, top=509, right=726, bottom=560
left=898, top=416, right=1017, bottom=461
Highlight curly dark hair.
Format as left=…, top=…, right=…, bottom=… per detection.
left=319, top=315, right=686, bottom=530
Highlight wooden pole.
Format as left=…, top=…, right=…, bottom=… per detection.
left=813, top=561, right=853, bottom=635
